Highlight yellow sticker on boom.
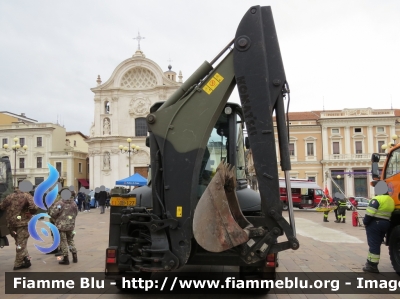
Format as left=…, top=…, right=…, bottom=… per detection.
left=203, top=73, right=224, bottom=95
left=176, top=206, right=182, bottom=217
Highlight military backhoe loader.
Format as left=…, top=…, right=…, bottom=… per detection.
left=105, top=5, right=299, bottom=287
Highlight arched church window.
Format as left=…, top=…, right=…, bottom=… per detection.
left=103, top=118, right=111, bottom=135
left=135, top=118, right=147, bottom=137
left=120, top=67, right=157, bottom=89
left=105, top=101, right=110, bottom=114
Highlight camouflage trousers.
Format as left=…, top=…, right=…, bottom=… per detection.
left=59, top=230, right=77, bottom=257
left=10, top=226, right=30, bottom=267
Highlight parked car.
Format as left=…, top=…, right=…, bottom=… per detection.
left=354, top=197, right=369, bottom=209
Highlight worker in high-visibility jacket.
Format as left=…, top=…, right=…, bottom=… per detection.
left=320, top=196, right=331, bottom=222
left=334, top=193, right=347, bottom=223
left=362, top=181, right=395, bottom=273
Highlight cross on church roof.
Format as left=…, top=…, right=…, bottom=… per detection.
left=133, top=31, right=145, bottom=50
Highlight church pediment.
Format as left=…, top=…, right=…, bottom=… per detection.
left=91, top=53, right=180, bottom=92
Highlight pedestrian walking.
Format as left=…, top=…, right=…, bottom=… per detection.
left=94, top=187, right=100, bottom=208
left=98, top=185, right=107, bottom=214
left=49, top=187, right=78, bottom=265
left=0, top=180, right=38, bottom=270
left=77, top=188, right=86, bottom=212
left=363, top=181, right=395, bottom=273
left=106, top=192, right=111, bottom=209
left=84, top=192, right=91, bottom=212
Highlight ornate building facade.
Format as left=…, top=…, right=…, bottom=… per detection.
left=0, top=112, right=88, bottom=190
left=86, top=49, right=183, bottom=189
left=274, top=108, right=400, bottom=198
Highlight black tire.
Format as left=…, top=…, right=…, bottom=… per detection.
left=389, top=225, right=400, bottom=275
left=282, top=202, right=289, bottom=211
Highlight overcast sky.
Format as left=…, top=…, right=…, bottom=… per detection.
left=1, top=0, right=399, bottom=135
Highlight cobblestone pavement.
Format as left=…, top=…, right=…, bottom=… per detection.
left=0, top=207, right=398, bottom=299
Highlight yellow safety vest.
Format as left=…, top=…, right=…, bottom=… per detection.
left=366, top=194, right=395, bottom=220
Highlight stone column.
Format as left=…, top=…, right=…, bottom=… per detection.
left=367, top=125, right=373, bottom=155
left=346, top=168, right=354, bottom=196
left=322, top=126, right=329, bottom=159
left=89, top=154, right=95, bottom=190
left=345, top=126, right=351, bottom=155
left=94, top=97, right=102, bottom=136
left=111, top=96, right=119, bottom=135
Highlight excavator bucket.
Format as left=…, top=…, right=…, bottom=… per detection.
left=193, top=162, right=253, bottom=252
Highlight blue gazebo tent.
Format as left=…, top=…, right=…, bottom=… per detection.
left=115, top=173, right=147, bottom=186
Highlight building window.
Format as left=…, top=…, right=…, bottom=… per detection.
left=2, top=138, right=7, bottom=147
left=289, top=143, right=295, bottom=156
left=307, top=143, right=314, bottom=156
left=135, top=118, right=148, bottom=137
left=377, top=127, right=385, bottom=133
left=332, top=128, right=339, bottom=134
left=331, top=170, right=345, bottom=194
left=79, top=162, right=82, bottom=173
left=35, top=177, right=44, bottom=186
left=74, top=140, right=77, bottom=147
left=308, top=176, right=316, bottom=182
left=333, top=142, right=340, bottom=154
left=354, top=128, right=362, bottom=133
left=37, top=137, right=42, bottom=147
left=105, top=101, right=110, bottom=114
left=56, top=162, right=62, bottom=175
left=378, top=140, right=385, bottom=153
left=37, top=157, right=42, bottom=168
left=19, top=138, right=25, bottom=146
left=355, top=141, right=362, bottom=154
left=19, top=158, right=25, bottom=169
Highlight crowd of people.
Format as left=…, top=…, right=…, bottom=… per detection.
left=75, top=186, right=111, bottom=213
left=0, top=181, right=111, bottom=271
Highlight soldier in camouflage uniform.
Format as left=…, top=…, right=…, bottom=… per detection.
left=0, top=181, right=38, bottom=270
left=49, top=188, right=78, bottom=265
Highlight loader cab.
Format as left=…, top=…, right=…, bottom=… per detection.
left=381, top=145, right=400, bottom=208
left=198, top=103, right=247, bottom=198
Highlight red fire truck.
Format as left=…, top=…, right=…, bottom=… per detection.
left=279, top=179, right=324, bottom=210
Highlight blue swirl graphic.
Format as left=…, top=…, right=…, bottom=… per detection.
left=34, top=163, right=59, bottom=210
left=28, top=213, right=60, bottom=254
left=45, top=183, right=58, bottom=209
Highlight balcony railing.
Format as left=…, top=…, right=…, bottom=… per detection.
left=328, top=153, right=386, bottom=160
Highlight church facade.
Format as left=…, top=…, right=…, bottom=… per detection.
left=86, top=48, right=182, bottom=190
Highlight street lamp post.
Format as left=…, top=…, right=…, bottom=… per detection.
left=119, top=138, right=140, bottom=177
left=3, top=137, right=28, bottom=187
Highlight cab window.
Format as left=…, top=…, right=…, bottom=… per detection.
left=385, top=148, right=400, bottom=178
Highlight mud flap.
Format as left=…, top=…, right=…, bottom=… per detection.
left=193, top=162, right=253, bottom=252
